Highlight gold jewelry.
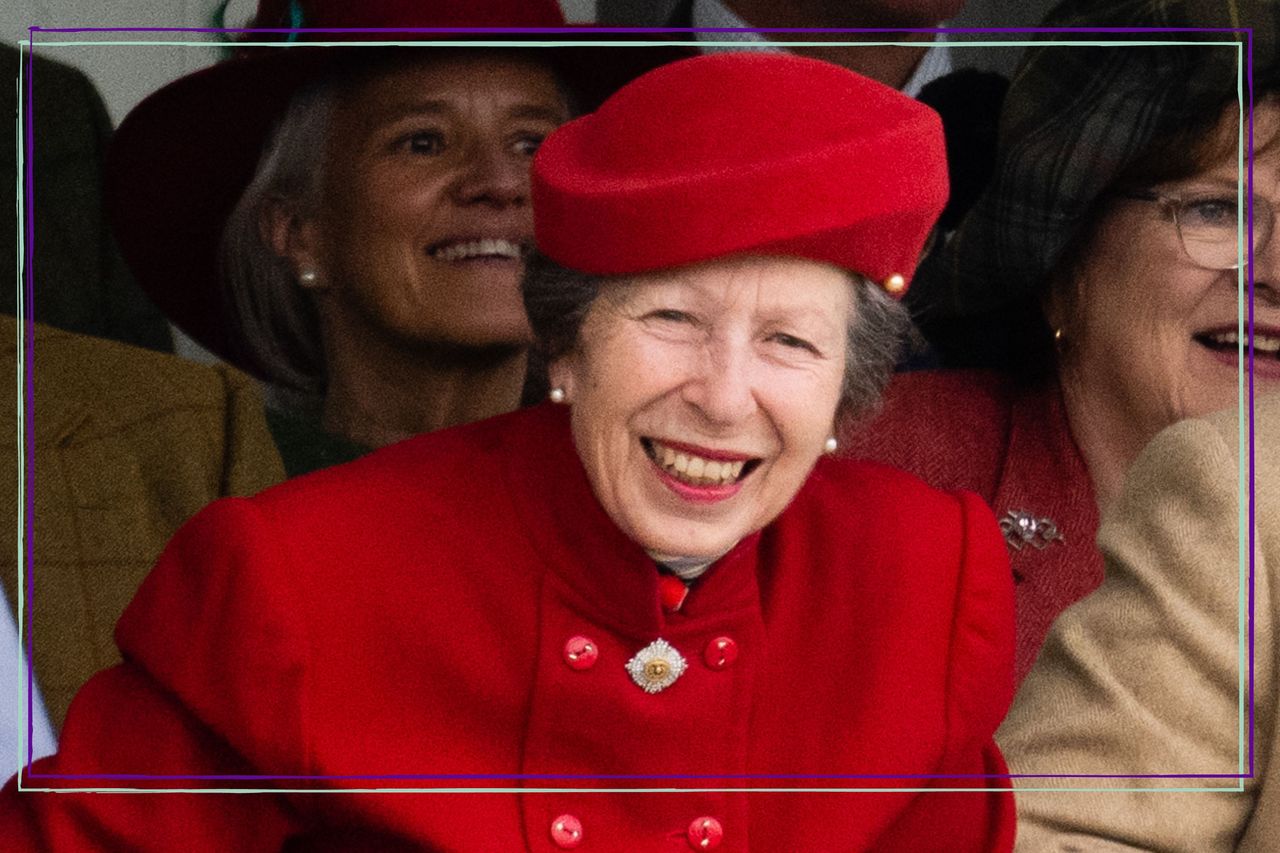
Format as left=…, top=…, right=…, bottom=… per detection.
left=883, top=273, right=906, bottom=295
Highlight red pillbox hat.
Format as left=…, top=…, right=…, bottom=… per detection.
left=532, top=52, right=948, bottom=294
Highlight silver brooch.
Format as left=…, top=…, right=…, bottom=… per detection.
left=999, top=510, right=1064, bottom=551
left=625, top=639, right=687, bottom=694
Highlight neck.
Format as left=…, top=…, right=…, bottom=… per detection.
left=1058, top=366, right=1153, bottom=514
left=321, top=330, right=527, bottom=449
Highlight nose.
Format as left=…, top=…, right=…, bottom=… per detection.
left=679, top=337, right=759, bottom=427
left=451, top=142, right=528, bottom=209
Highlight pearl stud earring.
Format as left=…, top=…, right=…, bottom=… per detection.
left=549, top=387, right=566, bottom=404
left=824, top=436, right=838, bottom=454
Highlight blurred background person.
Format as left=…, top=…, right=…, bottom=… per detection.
left=847, top=0, right=1280, bottom=682
left=106, top=0, right=688, bottom=476
left=1000, top=394, right=1278, bottom=852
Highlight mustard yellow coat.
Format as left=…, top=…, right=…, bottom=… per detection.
left=1, top=318, right=284, bottom=729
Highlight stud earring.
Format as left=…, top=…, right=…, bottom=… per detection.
left=298, top=268, right=319, bottom=288
left=1053, top=327, right=1065, bottom=347
left=824, top=436, right=838, bottom=454
left=882, top=273, right=906, bottom=295
left=549, top=387, right=566, bottom=404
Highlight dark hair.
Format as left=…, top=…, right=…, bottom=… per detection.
left=522, top=252, right=913, bottom=423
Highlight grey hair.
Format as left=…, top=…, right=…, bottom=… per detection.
left=218, top=81, right=334, bottom=397
left=522, top=252, right=912, bottom=425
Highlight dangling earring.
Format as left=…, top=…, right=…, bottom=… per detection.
left=298, top=268, right=319, bottom=288
left=824, top=436, right=838, bottom=454
left=549, top=387, right=566, bottom=404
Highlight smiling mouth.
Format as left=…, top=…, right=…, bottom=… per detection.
left=1195, top=329, right=1280, bottom=359
left=641, top=438, right=762, bottom=488
left=427, top=238, right=528, bottom=263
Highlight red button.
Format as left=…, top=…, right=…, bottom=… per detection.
left=703, top=636, right=738, bottom=670
left=687, top=816, right=724, bottom=849
left=551, top=814, right=583, bottom=849
left=563, top=636, right=598, bottom=670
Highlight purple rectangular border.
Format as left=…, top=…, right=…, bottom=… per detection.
left=19, top=24, right=1258, bottom=786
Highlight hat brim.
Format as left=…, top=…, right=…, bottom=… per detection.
left=105, top=36, right=694, bottom=373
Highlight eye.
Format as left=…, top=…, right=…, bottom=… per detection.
left=401, top=131, right=445, bottom=155
left=513, top=133, right=547, bottom=157
left=767, top=332, right=820, bottom=355
left=645, top=309, right=695, bottom=324
left=1179, top=195, right=1238, bottom=229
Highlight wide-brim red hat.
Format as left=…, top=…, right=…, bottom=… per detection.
left=106, top=0, right=693, bottom=368
left=532, top=52, right=948, bottom=295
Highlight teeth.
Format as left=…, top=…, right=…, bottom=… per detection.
left=649, top=440, right=752, bottom=488
left=1204, top=330, right=1280, bottom=354
left=431, top=239, right=523, bottom=262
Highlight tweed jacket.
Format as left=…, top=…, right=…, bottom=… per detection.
left=3, top=403, right=1016, bottom=852
left=843, top=369, right=1102, bottom=683
left=1, top=318, right=284, bottom=730
left=999, top=394, right=1279, bottom=852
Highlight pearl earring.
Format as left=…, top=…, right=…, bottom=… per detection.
left=298, top=268, right=319, bottom=287
left=824, top=436, right=838, bottom=454
left=549, top=387, right=566, bottom=404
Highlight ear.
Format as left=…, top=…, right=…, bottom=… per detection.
left=547, top=352, right=580, bottom=402
left=260, top=197, right=325, bottom=287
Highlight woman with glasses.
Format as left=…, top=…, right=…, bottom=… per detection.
left=844, top=0, right=1280, bottom=683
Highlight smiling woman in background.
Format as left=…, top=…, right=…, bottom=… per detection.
left=2, top=53, right=1015, bottom=851
left=847, top=0, right=1280, bottom=682
left=106, top=0, right=684, bottom=475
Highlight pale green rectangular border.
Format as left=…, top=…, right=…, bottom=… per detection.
left=14, top=36, right=1251, bottom=795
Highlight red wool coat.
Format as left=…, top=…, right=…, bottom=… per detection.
left=2, top=404, right=1015, bottom=852
left=843, top=371, right=1103, bottom=683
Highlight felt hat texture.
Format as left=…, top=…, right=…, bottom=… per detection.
left=531, top=52, right=950, bottom=293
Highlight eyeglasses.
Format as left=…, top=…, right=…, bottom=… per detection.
left=1117, top=189, right=1274, bottom=271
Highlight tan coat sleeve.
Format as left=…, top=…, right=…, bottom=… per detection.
left=998, top=394, right=1280, bottom=852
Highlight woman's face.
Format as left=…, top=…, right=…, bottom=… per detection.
left=305, top=53, right=570, bottom=350
left=551, top=255, right=851, bottom=559
left=1060, top=102, right=1280, bottom=443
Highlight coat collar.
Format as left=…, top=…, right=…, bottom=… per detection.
left=499, top=404, right=762, bottom=640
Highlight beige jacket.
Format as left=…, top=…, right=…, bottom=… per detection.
left=1, top=319, right=284, bottom=730
left=1000, top=393, right=1279, bottom=851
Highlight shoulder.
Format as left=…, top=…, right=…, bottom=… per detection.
left=250, top=404, right=549, bottom=531
left=870, top=368, right=1015, bottom=427
left=798, top=454, right=1015, bottom=736
left=841, top=369, right=1018, bottom=498
left=799, top=455, right=1007, bottom=584
left=27, top=321, right=258, bottom=420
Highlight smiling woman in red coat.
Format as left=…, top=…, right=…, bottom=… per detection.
left=1, top=54, right=1015, bottom=851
